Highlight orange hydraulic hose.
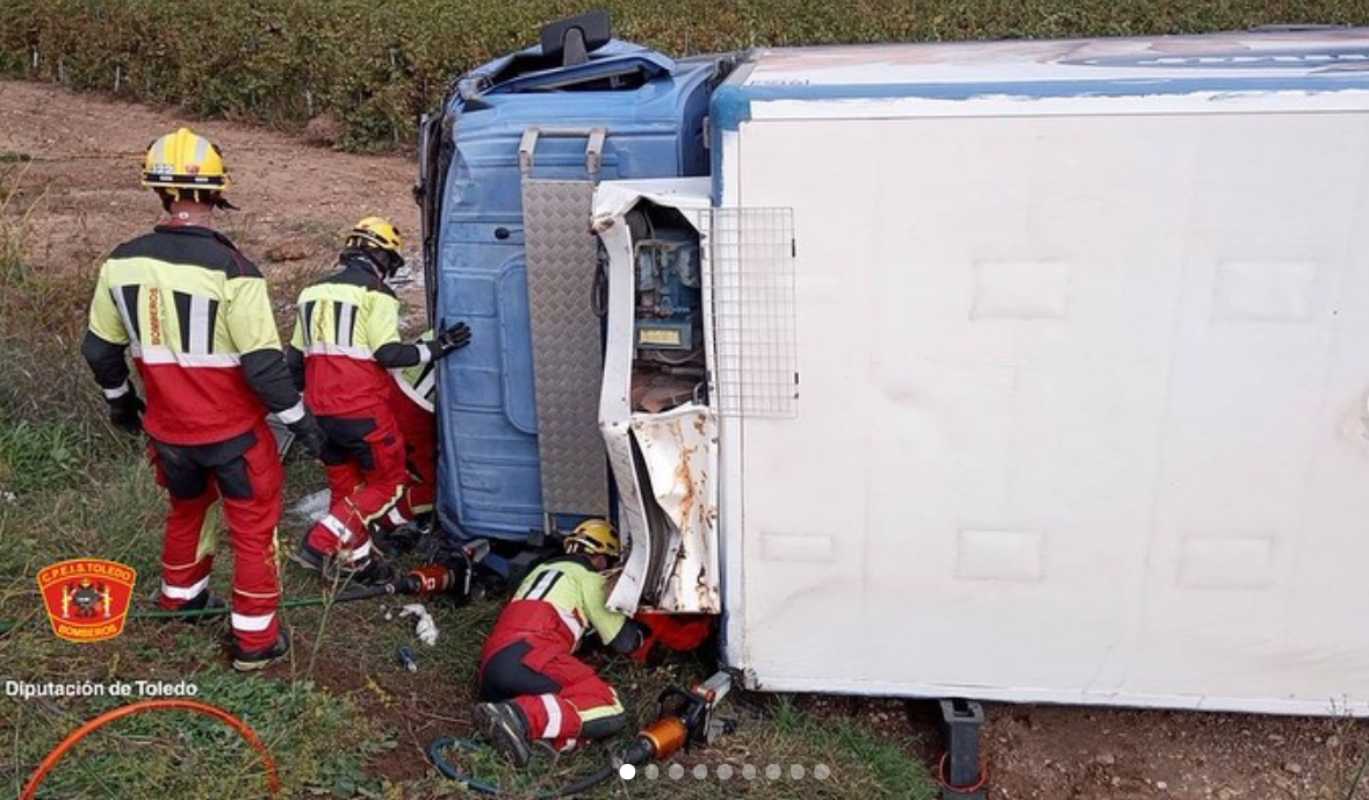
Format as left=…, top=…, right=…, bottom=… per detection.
left=19, top=698, right=280, bottom=799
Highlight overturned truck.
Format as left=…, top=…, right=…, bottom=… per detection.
left=415, top=17, right=1369, bottom=716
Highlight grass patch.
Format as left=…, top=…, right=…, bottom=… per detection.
left=3, top=666, right=376, bottom=799
left=0, top=440, right=938, bottom=799
left=0, top=420, right=88, bottom=494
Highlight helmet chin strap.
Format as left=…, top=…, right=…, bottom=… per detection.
left=348, top=247, right=393, bottom=280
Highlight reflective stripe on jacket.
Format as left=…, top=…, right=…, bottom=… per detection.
left=85, top=225, right=299, bottom=444
left=480, top=555, right=631, bottom=664
left=391, top=329, right=435, bottom=413
left=291, top=254, right=425, bottom=416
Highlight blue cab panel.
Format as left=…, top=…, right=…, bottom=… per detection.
left=434, top=38, right=719, bottom=541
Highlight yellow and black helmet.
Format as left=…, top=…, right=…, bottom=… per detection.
left=346, top=216, right=402, bottom=254
left=345, top=216, right=405, bottom=275
left=564, top=518, right=621, bottom=559
left=142, top=127, right=229, bottom=200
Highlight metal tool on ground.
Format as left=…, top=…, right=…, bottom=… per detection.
left=618, top=670, right=736, bottom=767
left=427, top=670, right=737, bottom=798
left=356, top=536, right=491, bottom=604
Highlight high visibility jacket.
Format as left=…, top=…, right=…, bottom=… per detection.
left=289, top=252, right=428, bottom=417
left=481, top=555, right=634, bottom=665
left=391, top=329, right=436, bottom=414
left=82, top=225, right=303, bottom=445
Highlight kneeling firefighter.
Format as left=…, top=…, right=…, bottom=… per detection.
left=285, top=219, right=469, bottom=582
left=475, top=520, right=649, bottom=766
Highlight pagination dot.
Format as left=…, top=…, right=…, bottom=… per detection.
left=618, top=764, right=636, bottom=781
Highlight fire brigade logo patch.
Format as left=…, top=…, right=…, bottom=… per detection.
left=37, top=559, right=137, bottom=643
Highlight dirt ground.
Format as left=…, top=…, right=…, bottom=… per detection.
left=0, top=79, right=419, bottom=285
left=4, top=78, right=1368, bottom=799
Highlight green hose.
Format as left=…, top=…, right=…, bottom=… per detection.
left=0, top=584, right=392, bottom=636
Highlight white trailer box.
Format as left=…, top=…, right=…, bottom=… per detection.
left=594, top=28, right=1369, bottom=716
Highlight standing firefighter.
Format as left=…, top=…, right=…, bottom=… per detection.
left=373, top=329, right=438, bottom=544
left=475, top=520, right=649, bottom=766
left=286, top=220, right=469, bottom=582
left=81, top=128, right=325, bottom=671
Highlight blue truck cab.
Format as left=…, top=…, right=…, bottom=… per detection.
left=416, top=14, right=729, bottom=543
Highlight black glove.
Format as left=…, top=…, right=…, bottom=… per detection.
left=426, top=322, right=472, bottom=361
left=108, top=391, right=145, bottom=435
left=287, top=410, right=327, bottom=459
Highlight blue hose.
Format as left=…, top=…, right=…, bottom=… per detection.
left=426, top=737, right=500, bottom=795
left=426, top=736, right=617, bottom=798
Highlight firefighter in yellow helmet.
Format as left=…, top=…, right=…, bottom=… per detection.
left=80, top=127, right=326, bottom=671
left=284, top=217, right=471, bottom=583
left=474, top=519, right=650, bottom=766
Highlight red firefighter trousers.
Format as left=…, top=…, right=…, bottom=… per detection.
left=304, top=408, right=407, bottom=564
left=478, top=603, right=627, bottom=751
left=150, top=418, right=283, bottom=651
left=376, top=391, right=435, bottom=532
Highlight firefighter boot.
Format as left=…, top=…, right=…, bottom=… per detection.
left=291, top=537, right=393, bottom=586
left=475, top=702, right=532, bottom=767
left=178, top=590, right=227, bottom=625
left=232, top=627, right=291, bottom=672
left=289, top=538, right=328, bottom=573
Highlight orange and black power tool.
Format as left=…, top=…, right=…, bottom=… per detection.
left=382, top=539, right=492, bottom=604
left=619, top=671, right=737, bottom=767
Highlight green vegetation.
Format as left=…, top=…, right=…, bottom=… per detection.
left=2, top=0, right=1367, bottom=151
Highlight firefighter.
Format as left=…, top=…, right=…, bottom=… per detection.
left=373, top=329, right=438, bottom=546
left=81, top=127, right=326, bottom=671
left=285, top=219, right=469, bottom=583
left=474, top=520, right=650, bottom=767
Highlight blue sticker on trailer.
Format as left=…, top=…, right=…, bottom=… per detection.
left=432, top=39, right=719, bottom=542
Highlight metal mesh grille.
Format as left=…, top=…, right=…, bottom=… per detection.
left=708, top=207, right=798, bottom=418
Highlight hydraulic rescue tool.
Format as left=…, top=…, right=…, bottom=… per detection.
left=427, top=670, right=737, bottom=798
left=339, top=537, right=492, bottom=603
left=619, top=670, right=736, bottom=766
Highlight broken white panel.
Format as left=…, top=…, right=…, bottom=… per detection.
left=590, top=177, right=712, bottom=232
left=629, top=404, right=721, bottom=613
left=596, top=217, right=655, bottom=614
left=595, top=179, right=721, bottom=615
